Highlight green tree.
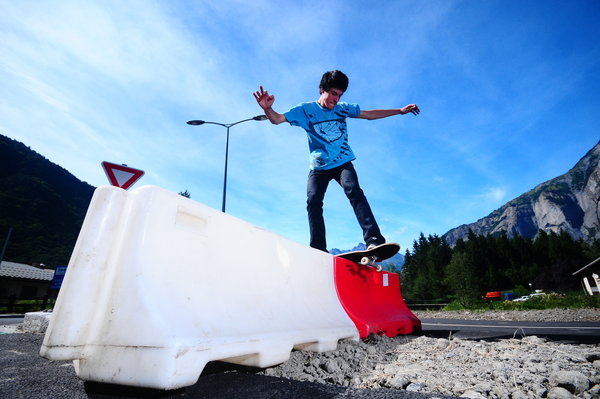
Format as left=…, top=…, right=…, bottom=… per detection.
left=401, top=233, right=452, bottom=301
left=536, top=231, right=588, bottom=291
left=445, top=250, right=481, bottom=307
left=506, top=234, right=537, bottom=288
left=402, top=229, right=600, bottom=304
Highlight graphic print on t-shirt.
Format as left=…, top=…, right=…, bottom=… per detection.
left=284, top=102, right=359, bottom=170
left=334, top=141, right=352, bottom=163
left=311, top=118, right=346, bottom=143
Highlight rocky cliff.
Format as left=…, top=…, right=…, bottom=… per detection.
left=444, top=141, right=600, bottom=245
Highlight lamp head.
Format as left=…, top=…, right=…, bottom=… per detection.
left=186, top=120, right=205, bottom=126
left=253, top=115, right=268, bottom=121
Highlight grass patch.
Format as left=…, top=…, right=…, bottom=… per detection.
left=0, top=298, right=56, bottom=313
left=443, top=291, right=600, bottom=311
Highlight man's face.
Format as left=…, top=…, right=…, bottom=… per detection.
left=319, top=87, right=344, bottom=109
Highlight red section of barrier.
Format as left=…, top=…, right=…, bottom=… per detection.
left=333, top=257, right=421, bottom=339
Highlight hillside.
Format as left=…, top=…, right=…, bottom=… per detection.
left=444, top=141, right=600, bottom=245
left=0, top=134, right=95, bottom=266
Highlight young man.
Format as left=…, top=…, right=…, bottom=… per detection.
left=253, top=70, right=420, bottom=252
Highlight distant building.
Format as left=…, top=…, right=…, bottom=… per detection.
left=572, top=257, right=600, bottom=295
left=0, top=261, right=55, bottom=298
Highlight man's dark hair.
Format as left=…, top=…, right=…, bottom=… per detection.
left=319, top=70, right=349, bottom=93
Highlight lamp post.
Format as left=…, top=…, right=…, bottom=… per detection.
left=186, top=115, right=268, bottom=213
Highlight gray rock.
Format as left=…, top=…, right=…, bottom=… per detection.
left=384, top=373, right=411, bottom=389
left=510, top=390, right=529, bottom=399
left=550, top=370, right=590, bottom=394
left=22, top=311, right=52, bottom=333
left=322, top=359, right=340, bottom=373
left=522, top=335, right=546, bottom=345
left=586, top=353, right=600, bottom=362
left=473, top=381, right=492, bottom=394
left=547, top=386, right=574, bottom=399
left=531, top=363, right=548, bottom=374
left=491, top=385, right=510, bottom=399
left=435, top=338, right=449, bottom=349
left=583, top=384, right=600, bottom=399
left=405, top=383, right=422, bottom=392
left=532, top=384, right=548, bottom=398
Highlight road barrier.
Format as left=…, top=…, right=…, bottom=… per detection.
left=334, top=257, right=421, bottom=338
left=41, top=185, right=358, bottom=389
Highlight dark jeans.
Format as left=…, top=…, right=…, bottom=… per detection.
left=306, top=162, right=385, bottom=252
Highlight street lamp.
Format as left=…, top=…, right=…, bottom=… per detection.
left=186, top=115, right=268, bottom=212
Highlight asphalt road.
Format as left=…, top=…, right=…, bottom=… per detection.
left=420, top=318, right=600, bottom=344
left=2, top=317, right=599, bottom=398
left=0, top=316, right=23, bottom=325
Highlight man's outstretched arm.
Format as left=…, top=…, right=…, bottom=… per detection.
left=253, top=86, right=287, bottom=125
left=356, top=104, right=420, bottom=120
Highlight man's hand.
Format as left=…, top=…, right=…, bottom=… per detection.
left=253, top=86, right=275, bottom=110
left=253, top=85, right=287, bottom=125
left=400, top=104, right=420, bottom=115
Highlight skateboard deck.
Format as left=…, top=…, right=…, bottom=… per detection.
left=335, top=243, right=400, bottom=271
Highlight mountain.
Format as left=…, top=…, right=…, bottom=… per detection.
left=330, top=243, right=405, bottom=269
left=0, top=134, right=95, bottom=266
left=444, top=141, right=600, bottom=245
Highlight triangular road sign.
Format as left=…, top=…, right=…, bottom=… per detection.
left=101, top=161, right=145, bottom=190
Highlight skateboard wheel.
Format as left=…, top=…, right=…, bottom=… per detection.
left=360, top=257, right=370, bottom=265
left=375, top=265, right=383, bottom=272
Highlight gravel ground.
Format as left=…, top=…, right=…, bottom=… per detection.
left=413, top=308, right=600, bottom=323
left=2, top=309, right=599, bottom=398
left=261, top=309, right=600, bottom=398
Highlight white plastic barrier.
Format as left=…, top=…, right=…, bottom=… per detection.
left=40, top=185, right=358, bottom=389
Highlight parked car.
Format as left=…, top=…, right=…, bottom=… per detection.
left=512, top=290, right=545, bottom=302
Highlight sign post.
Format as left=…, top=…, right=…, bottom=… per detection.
left=101, top=162, right=145, bottom=190
left=50, top=266, right=68, bottom=290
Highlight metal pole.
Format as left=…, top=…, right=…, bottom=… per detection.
left=186, top=115, right=266, bottom=214
left=222, top=126, right=230, bottom=212
left=0, top=227, right=13, bottom=268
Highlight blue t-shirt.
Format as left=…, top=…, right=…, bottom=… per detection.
left=284, top=101, right=361, bottom=170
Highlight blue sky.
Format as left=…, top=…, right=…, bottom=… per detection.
left=1, top=0, right=599, bottom=252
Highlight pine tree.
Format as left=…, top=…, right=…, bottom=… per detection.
left=445, top=251, right=481, bottom=307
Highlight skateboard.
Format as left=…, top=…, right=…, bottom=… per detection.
left=335, top=243, right=400, bottom=272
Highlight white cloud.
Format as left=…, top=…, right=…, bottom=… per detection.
left=481, top=187, right=506, bottom=204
